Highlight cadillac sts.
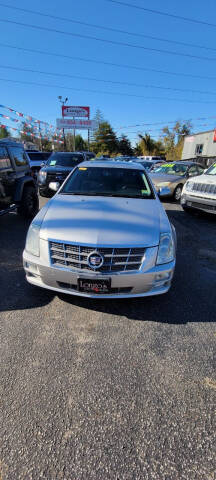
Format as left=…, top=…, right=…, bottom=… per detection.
left=23, top=161, right=176, bottom=299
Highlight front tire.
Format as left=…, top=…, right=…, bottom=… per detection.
left=17, top=185, right=39, bottom=218
left=173, top=185, right=183, bottom=202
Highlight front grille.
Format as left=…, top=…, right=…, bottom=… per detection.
left=192, top=183, right=216, bottom=195
left=57, top=282, right=132, bottom=294
left=47, top=173, right=68, bottom=184
left=50, top=242, right=146, bottom=273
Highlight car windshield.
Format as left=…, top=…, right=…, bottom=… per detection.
left=47, top=153, right=83, bottom=167
left=61, top=166, right=154, bottom=198
left=206, top=163, right=216, bottom=175
left=153, top=163, right=188, bottom=176
left=140, top=161, right=154, bottom=169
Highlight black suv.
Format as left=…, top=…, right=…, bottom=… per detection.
left=38, top=151, right=87, bottom=197
left=0, top=139, right=38, bottom=218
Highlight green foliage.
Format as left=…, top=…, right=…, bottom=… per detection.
left=92, top=122, right=119, bottom=155
left=65, top=133, right=88, bottom=152
left=0, top=126, right=9, bottom=139
left=161, top=121, right=192, bottom=160
left=118, top=135, right=133, bottom=155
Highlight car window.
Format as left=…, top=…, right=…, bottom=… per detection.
left=153, top=163, right=188, bottom=176
left=197, top=166, right=204, bottom=174
left=0, top=146, right=11, bottom=170
left=10, top=147, right=28, bottom=167
left=188, top=165, right=197, bottom=176
left=47, top=153, right=84, bottom=167
left=206, top=163, right=216, bottom=175
left=61, top=166, right=155, bottom=199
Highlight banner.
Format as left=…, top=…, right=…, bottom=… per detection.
left=56, top=118, right=97, bottom=130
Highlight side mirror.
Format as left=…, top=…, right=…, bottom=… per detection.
left=49, top=182, right=60, bottom=192
left=158, top=186, right=170, bottom=198
left=41, top=162, right=46, bottom=167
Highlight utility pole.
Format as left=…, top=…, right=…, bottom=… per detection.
left=58, top=96, right=68, bottom=151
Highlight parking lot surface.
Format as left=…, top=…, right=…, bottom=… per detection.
left=0, top=199, right=215, bottom=479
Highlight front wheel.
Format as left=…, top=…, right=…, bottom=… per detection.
left=173, top=185, right=183, bottom=202
left=17, top=185, right=39, bottom=218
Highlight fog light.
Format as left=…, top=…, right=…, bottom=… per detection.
left=155, top=272, right=170, bottom=282
left=25, top=261, right=38, bottom=273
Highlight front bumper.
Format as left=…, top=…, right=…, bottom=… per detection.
left=23, top=244, right=176, bottom=299
left=181, top=193, right=216, bottom=214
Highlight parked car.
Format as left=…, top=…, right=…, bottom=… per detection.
left=150, top=161, right=204, bottom=201
left=38, top=151, right=87, bottom=197
left=25, top=150, right=52, bottom=178
left=23, top=161, right=176, bottom=299
left=181, top=162, right=216, bottom=214
left=0, top=139, right=38, bottom=218
left=138, top=159, right=166, bottom=172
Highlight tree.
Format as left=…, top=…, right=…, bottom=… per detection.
left=118, top=135, right=133, bottom=155
left=137, top=133, right=164, bottom=156
left=93, top=109, right=104, bottom=126
left=92, top=122, right=119, bottom=155
left=65, top=133, right=88, bottom=152
left=0, top=126, right=9, bottom=139
left=161, top=120, right=192, bottom=160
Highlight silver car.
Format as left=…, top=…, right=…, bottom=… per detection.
left=23, top=161, right=176, bottom=299
left=150, top=161, right=204, bottom=201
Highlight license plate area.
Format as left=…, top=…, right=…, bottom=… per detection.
left=78, top=277, right=111, bottom=294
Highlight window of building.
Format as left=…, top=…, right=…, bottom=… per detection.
left=195, top=144, right=203, bottom=155
left=0, top=147, right=11, bottom=169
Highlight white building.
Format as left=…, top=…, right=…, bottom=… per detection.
left=182, top=129, right=216, bottom=167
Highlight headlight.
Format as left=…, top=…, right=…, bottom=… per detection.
left=185, top=181, right=194, bottom=192
left=157, top=182, right=171, bottom=187
left=156, top=233, right=175, bottom=265
left=38, top=170, right=47, bottom=183
left=25, top=224, right=40, bottom=256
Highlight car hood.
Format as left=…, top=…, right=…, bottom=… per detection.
left=189, top=173, right=216, bottom=185
left=150, top=173, right=184, bottom=184
left=43, top=166, right=74, bottom=174
left=40, top=195, right=170, bottom=247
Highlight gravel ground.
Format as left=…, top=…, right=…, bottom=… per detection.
left=0, top=199, right=215, bottom=480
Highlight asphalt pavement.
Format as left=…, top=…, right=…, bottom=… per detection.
left=0, top=199, right=215, bottom=480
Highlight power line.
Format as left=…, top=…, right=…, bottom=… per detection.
left=1, top=42, right=216, bottom=83
left=105, top=0, right=216, bottom=28
left=0, top=18, right=216, bottom=62
left=0, top=2, right=215, bottom=53
left=1, top=64, right=216, bottom=96
left=0, top=76, right=215, bottom=104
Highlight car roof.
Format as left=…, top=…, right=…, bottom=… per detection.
left=77, top=160, right=144, bottom=170
left=0, top=139, right=23, bottom=148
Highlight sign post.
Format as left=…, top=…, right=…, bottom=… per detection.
left=57, top=107, right=96, bottom=152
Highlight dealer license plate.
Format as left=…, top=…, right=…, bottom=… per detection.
left=78, top=278, right=111, bottom=294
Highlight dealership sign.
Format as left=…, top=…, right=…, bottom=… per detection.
left=62, top=106, right=90, bottom=118
left=56, top=118, right=98, bottom=130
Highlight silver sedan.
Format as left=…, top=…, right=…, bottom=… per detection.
left=23, top=161, right=176, bottom=299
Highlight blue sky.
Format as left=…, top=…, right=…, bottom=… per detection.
left=0, top=0, right=216, bottom=144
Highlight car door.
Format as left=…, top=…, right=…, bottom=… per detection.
left=0, top=146, right=15, bottom=208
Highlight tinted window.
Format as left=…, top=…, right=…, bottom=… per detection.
left=62, top=166, right=154, bottom=199
left=11, top=147, right=28, bottom=167
left=0, top=147, right=11, bottom=170
left=27, top=152, right=50, bottom=161
left=47, top=153, right=84, bottom=167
